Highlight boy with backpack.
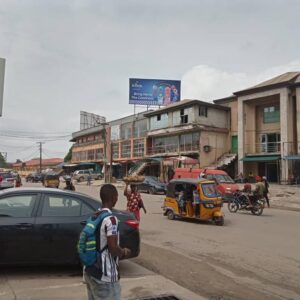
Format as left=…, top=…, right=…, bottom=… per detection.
left=78, top=184, right=131, bottom=300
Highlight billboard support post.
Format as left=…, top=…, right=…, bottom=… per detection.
left=0, top=58, right=6, bottom=117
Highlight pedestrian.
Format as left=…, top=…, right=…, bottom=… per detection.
left=124, top=183, right=147, bottom=222
left=84, top=184, right=132, bottom=300
left=248, top=171, right=254, bottom=183
left=87, top=174, right=92, bottom=186
left=193, top=186, right=200, bottom=217
left=262, top=176, right=270, bottom=207
left=15, top=174, right=22, bottom=187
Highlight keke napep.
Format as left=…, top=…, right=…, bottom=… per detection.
left=163, top=178, right=224, bottom=226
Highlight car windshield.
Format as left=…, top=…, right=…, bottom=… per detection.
left=202, top=183, right=219, bottom=198
left=206, top=174, right=234, bottom=183
left=146, top=176, right=160, bottom=183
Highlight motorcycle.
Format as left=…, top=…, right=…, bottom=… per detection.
left=228, top=190, right=264, bottom=216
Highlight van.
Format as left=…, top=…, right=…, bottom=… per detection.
left=174, top=168, right=239, bottom=197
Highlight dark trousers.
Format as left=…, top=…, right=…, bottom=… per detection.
left=195, top=204, right=200, bottom=217
left=264, top=192, right=270, bottom=207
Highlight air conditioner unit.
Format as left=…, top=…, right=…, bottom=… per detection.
left=203, top=145, right=211, bottom=153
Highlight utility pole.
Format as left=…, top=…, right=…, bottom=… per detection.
left=37, top=142, right=45, bottom=173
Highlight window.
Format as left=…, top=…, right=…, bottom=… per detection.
left=153, top=136, right=179, bottom=153
left=263, top=105, right=280, bottom=123
left=133, top=119, right=147, bottom=138
left=133, top=139, right=145, bottom=157
left=157, top=114, right=161, bottom=121
left=202, top=183, right=219, bottom=198
left=0, top=195, right=36, bottom=218
left=180, top=108, right=188, bottom=124
left=42, top=195, right=81, bottom=217
left=96, top=148, right=104, bottom=160
left=87, top=149, right=95, bottom=161
left=111, top=125, right=120, bottom=141
left=121, top=141, right=131, bottom=158
left=120, top=123, right=132, bottom=139
left=112, top=143, right=119, bottom=159
left=180, top=132, right=199, bottom=151
left=199, top=106, right=208, bottom=117
left=81, top=202, right=95, bottom=216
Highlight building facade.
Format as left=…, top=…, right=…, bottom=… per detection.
left=144, top=99, right=231, bottom=168
left=215, top=72, right=300, bottom=183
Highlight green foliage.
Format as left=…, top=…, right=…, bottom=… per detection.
left=64, top=147, right=72, bottom=162
left=0, top=152, right=7, bottom=168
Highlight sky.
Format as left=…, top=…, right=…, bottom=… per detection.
left=1, top=0, right=300, bottom=162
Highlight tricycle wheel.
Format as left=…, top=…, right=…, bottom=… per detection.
left=214, top=216, right=224, bottom=226
left=228, top=201, right=239, bottom=213
left=167, top=210, right=175, bottom=220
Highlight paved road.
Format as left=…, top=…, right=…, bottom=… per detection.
left=76, top=183, right=300, bottom=300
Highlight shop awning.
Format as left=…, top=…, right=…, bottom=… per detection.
left=241, top=155, right=281, bottom=162
left=284, top=155, right=300, bottom=160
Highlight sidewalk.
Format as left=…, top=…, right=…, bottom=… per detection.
left=0, top=261, right=204, bottom=300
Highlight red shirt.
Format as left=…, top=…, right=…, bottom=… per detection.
left=126, top=192, right=142, bottom=212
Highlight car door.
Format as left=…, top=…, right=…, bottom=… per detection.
left=0, top=193, right=39, bottom=264
left=34, top=192, right=96, bottom=264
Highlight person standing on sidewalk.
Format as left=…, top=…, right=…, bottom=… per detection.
left=262, top=176, right=270, bottom=207
left=87, top=174, right=92, bottom=186
left=84, top=184, right=131, bottom=300
left=124, top=183, right=146, bottom=222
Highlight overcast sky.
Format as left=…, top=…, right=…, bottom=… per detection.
left=1, top=0, right=300, bottom=162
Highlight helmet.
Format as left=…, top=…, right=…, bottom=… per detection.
left=262, top=176, right=267, bottom=180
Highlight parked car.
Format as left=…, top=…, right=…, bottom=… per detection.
left=26, top=173, right=44, bottom=183
left=73, top=169, right=102, bottom=182
left=0, top=172, right=15, bottom=189
left=136, top=176, right=167, bottom=194
left=0, top=188, right=140, bottom=265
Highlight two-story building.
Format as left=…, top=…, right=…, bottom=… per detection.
left=143, top=99, right=231, bottom=170
left=70, top=124, right=107, bottom=173
left=214, top=72, right=300, bottom=183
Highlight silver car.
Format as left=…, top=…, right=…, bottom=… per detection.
left=72, top=169, right=102, bottom=182
left=0, top=172, right=15, bottom=189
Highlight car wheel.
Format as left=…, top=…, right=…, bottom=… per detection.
left=167, top=210, right=175, bottom=220
left=78, top=177, right=84, bottom=182
left=96, top=176, right=101, bottom=180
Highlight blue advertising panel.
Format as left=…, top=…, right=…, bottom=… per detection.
left=129, top=78, right=181, bottom=106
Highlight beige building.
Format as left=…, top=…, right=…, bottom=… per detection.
left=215, top=72, right=300, bottom=183
left=144, top=99, right=232, bottom=169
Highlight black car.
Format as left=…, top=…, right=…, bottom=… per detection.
left=26, top=173, right=44, bottom=183
left=136, top=176, right=166, bottom=194
left=0, top=188, right=140, bottom=265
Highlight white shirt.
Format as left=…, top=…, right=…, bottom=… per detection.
left=98, top=208, right=120, bottom=283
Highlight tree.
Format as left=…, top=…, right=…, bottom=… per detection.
left=0, top=152, right=7, bottom=168
left=64, top=147, right=72, bottom=162
left=16, top=159, right=22, bottom=163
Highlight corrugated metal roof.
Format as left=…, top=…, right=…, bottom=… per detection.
left=234, top=72, right=300, bottom=96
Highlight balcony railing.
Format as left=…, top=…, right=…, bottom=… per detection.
left=245, top=142, right=281, bottom=154
left=147, top=143, right=199, bottom=155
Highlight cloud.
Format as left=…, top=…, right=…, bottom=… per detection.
left=181, top=60, right=300, bottom=101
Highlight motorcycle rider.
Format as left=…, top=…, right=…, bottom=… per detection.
left=64, top=175, right=75, bottom=191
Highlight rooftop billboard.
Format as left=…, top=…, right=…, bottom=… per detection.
left=129, top=78, right=181, bottom=106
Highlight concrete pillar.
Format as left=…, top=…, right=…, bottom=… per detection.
left=280, top=88, right=290, bottom=183
left=296, top=87, right=300, bottom=154
left=237, top=97, right=244, bottom=174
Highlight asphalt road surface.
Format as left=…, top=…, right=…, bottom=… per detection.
left=11, top=182, right=300, bottom=300
left=75, top=183, right=300, bottom=300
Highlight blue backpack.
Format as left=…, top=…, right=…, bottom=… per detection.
left=77, top=210, right=112, bottom=267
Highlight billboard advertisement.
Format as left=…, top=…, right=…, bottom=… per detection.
left=80, top=111, right=106, bottom=130
left=129, top=78, right=181, bottom=106
left=0, top=58, right=5, bottom=117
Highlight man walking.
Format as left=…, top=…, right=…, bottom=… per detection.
left=262, top=176, right=270, bottom=208
left=84, top=184, right=131, bottom=300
